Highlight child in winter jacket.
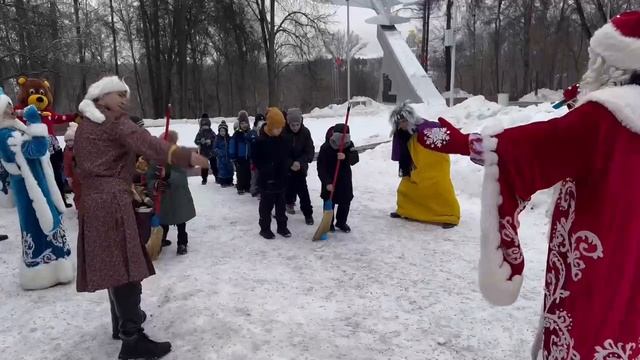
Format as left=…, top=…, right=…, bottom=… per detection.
left=252, top=108, right=292, bottom=239
left=284, top=108, right=315, bottom=225
left=214, top=120, right=234, bottom=187
left=148, top=130, right=196, bottom=255
left=230, top=110, right=252, bottom=194
left=249, top=113, right=265, bottom=197
left=63, top=123, right=81, bottom=208
left=317, top=124, right=359, bottom=233
left=194, top=113, right=218, bottom=184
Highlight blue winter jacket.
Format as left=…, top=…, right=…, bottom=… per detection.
left=214, top=135, right=234, bottom=179
left=229, top=130, right=251, bottom=160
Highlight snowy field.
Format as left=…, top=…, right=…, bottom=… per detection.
left=1, top=97, right=567, bottom=359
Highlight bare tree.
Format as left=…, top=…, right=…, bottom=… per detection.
left=245, top=0, right=330, bottom=106
left=323, top=30, right=367, bottom=61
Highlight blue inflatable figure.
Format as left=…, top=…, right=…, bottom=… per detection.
left=0, top=89, right=73, bottom=290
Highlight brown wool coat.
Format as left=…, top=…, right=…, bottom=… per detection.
left=74, top=106, right=191, bottom=292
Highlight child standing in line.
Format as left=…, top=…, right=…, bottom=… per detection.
left=252, top=108, right=292, bottom=239
left=230, top=111, right=252, bottom=194
left=194, top=114, right=217, bottom=185
left=214, top=120, right=234, bottom=187
left=249, top=113, right=265, bottom=197
left=148, top=130, right=196, bottom=255
left=317, top=124, right=359, bottom=233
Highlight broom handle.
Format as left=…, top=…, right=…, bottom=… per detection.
left=329, top=104, right=351, bottom=202
left=154, top=104, right=172, bottom=214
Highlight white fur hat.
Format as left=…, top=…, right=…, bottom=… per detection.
left=64, top=122, right=78, bottom=141
left=590, top=11, right=640, bottom=70
left=0, top=88, right=16, bottom=128
left=78, top=76, right=130, bottom=124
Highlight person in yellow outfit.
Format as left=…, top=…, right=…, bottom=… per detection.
left=389, top=102, right=460, bottom=228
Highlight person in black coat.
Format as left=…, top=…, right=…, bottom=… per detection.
left=194, top=113, right=218, bottom=184
left=317, top=123, right=359, bottom=233
left=284, top=108, right=315, bottom=225
left=251, top=108, right=292, bottom=239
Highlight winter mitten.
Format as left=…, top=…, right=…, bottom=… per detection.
left=416, top=117, right=471, bottom=155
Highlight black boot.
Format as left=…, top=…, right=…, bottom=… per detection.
left=0, top=234, right=7, bottom=241
left=112, top=310, right=147, bottom=340
left=118, top=331, right=172, bottom=360
left=277, top=227, right=292, bottom=238
left=260, top=229, right=275, bottom=239
left=305, top=216, right=314, bottom=226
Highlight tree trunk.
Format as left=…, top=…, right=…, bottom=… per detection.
left=494, top=0, right=503, bottom=93
left=574, top=0, right=592, bottom=38
left=73, top=0, right=86, bottom=100
left=14, top=0, right=29, bottom=70
left=548, top=0, right=568, bottom=88
left=109, top=0, right=119, bottom=76
left=521, top=0, right=534, bottom=97
left=445, top=0, right=453, bottom=91
left=420, top=0, right=427, bottom=69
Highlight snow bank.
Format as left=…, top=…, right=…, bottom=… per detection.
left=441, top=88, right=473, bottom=99
left=519, top=88, right=563, bottom=103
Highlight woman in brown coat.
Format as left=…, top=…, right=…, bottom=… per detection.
left=74, top=76, right=208, bottom=360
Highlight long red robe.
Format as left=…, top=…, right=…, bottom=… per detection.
left=420, top=85, right=640, bottom=359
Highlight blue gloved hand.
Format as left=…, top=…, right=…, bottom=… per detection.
left=23, top=105, right=43, bottom=125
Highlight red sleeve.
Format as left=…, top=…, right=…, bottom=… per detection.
left=478, top=102, right=610, bottom=306
left=49, top=112, right=77, bottom=125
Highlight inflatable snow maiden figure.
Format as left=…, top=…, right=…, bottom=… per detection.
left=0, top=90, right=73, bottom=290
left=417, top=11, right=640, bottom=360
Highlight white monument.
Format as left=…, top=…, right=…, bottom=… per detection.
left=325, top=0, right=446, bottom=107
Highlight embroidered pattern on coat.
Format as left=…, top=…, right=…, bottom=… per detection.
left=544, top=180, right=604, bottom=360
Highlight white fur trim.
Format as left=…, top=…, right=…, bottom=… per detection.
left=577, top=84, right=640, bottom=134
left=40, top=152, right=66, bottom=213
left=19, top=257, right=74, bottom=290
left=1, top=159, right=19, bottom=175
left=0, top=119, right=28, bottom=132
left=478, top=122, right=523, bottom=306
left=0, top=93, right=13, bottom=118
left=85, top=76, right=130, bottom=100
left=64, top=122, right=78, bottom=141
left=27, top=123, right=48, bottom=138
left=8, top=132, right=55, bottom=234
left=590, top=23, right=640, bottom=71
left=78, top=99, right=105, bottom=124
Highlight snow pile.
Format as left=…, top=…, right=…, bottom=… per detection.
left=519, top=88, right=563, bottom=103
left=308, top=96, right=389, bottom=118
left=414, top=95, right=567, bottom=132
left=441, top=88, right=473, bottom=99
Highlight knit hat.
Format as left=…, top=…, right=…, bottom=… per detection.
left=78, top=76, right=130, bottom=124
left=238, top=110, right=249, bottom=125
left=64, top=122, right=78, bottom=142
left=218, top=120, right=228, bottom=133
left=287, top=108, right=303, bottom=126
left=590, top=11, right=640, bottom=71
left=266, top=107, right=286, bottom=133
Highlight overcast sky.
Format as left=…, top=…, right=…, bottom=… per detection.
left=328, top=5, right=418, bottom=58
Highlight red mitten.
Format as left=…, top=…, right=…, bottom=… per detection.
left=563, top=84, right=579, bottom=109
left=417, top=117, right=471, bottom=155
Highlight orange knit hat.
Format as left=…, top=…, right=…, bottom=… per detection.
left=266, top=107, right=285, bottom=133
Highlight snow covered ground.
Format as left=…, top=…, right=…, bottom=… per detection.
left=2, top=97, right=568, bottom=359
left=519, top=88, right=563, bottom=103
